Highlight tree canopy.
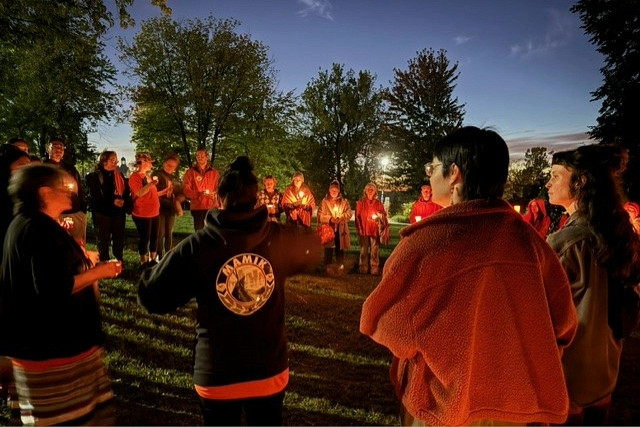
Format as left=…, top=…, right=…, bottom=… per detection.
left=572, top=0, right=640, bottom=200
left=384, top=48, right=465, bottom=194
left=299, top=64, right=385, bottom=199
left=120, top=15, right=292, bottom=168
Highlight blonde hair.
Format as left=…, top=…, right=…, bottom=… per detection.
left=363, top=182, right=377, bottom=196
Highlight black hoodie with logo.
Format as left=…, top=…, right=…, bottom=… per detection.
left=138, top=206, right=321, bottom=390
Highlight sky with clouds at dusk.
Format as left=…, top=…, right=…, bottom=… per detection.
left=90, top=0, right=604, bottom=162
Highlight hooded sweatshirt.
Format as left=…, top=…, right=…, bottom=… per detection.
left=138, top=206, right=321, bottom=398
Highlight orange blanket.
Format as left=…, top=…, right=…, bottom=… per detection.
left=360, top=199, right=577, bottom=425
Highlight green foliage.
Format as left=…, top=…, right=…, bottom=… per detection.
left=384, top=48, right=465, bottom=191
left=120, top=15, right=292, bottom=168
left=299, top=64, right=385, bottom=200
left=504, top=147, right=551, bottom=205
left=571, top=0, right=640, bottom=200
left=571, top=0, right=639, bottom=148
left=0, top=0, right=117, bottom=163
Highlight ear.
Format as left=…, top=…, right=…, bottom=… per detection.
left=448, top=163, right=462, bottom=186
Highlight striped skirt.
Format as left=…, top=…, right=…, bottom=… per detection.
left=10, top=346, right=114, bottom=426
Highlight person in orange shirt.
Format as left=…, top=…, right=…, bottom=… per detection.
left=409, top=185, right=442, bottom=224
left=129, top=152, right=164, bottom=267
left=182, top=147, right=220, bottom=231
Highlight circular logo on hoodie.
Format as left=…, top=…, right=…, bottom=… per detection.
left=216, top=253, right=275, bottom=315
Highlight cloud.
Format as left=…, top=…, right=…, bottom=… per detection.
left=297, top=0, right=334, bottom=20
left=506, top=131, right=593, bottom=159
left=508, top=8, right=576, bottom=59
left=454, top=35, right=473, bottom=45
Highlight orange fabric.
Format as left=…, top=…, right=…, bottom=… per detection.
left=129, top=172, right=160, bottom=218
left=195, top=369, right=289, bottom=400
left=10, top=346, right=101, bottom=371
left=113, top=169, right=125, bottom=196
left=360, top=200, right=577, bottom=426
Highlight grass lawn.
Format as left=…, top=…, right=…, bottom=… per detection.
left=2, top=214, right=639, bottom=425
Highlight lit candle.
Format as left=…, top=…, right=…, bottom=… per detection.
left=371, top=213, right=378, bottom=220
left=152, top=176, right=158, bottom=182
left=333, top=206, right=338, bottom=217
left=204, top=189, right=210, bottom=195
left=415, top=215, right=422, bottom=222
left=65, top=183, right=75, bottom=192
left=267, top=204, right=274, bottom=209
left=513, top=205, right=521, bottom=213
left=298, top=191, right=304, bottom=198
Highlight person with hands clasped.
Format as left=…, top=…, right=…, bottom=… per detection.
left=355, top=182, right=388, bottom=275
left=317, top=180, right=352, bottom=267
left=85, top=150, right=131, bottom=262
left=0, top=164, right=121, bottom=426
left=182, top=147, right=220, bottom=231
left=281, top=171, right=316, bottom=227
left=129, top=152, right=162, bottom=267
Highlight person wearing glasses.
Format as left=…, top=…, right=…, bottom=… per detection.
left=0, top=164, right=122, bottom=425
left=361, top=126, right=578, bottom=426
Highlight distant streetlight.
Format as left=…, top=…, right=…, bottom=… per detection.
left=380, top=156, right=390, bottom=203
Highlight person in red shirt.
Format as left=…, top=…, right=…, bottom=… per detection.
left=355, top=183, right=388, bottom=275
left=409, top=185, right=442, bottom=224
left=522, top=198, right=552, bottom=237
left=182, top=147, right=220, bottom=231
left=129, top=152, right=163, bottom=267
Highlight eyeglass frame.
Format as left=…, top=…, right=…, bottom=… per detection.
left=424, top=161, right=443, bottom=178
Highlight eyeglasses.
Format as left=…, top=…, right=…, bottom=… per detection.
left=424, top=162, right=442, bottom=177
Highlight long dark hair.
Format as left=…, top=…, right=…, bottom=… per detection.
left=552, top=145, right=640, bottom=282
left=217, top=156, right=259, bottom=212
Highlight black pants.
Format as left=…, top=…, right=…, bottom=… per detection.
left=132, top=215, right=159, bottom=256
left=192, top=209, right=207, bottom=231
left=200, top=391, right=284, bottom=426
left=92, top=212, right=126, bottom=261
left=324, top=229, right=344, bottom=265
left=157, top=213, right=176, bottom=257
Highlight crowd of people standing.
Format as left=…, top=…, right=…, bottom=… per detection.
left=1, top=130, right=640, bottom=426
